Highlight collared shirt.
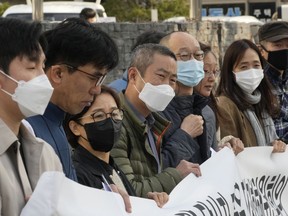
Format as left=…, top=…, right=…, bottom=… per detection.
left=264, top=64, right=288, bottom=143
left=125, top=97, right=161, bottom=173
left=0, top=119, right=62, bottom=216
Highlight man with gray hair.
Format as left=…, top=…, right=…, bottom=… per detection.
left=111, top=43, right=202, bottom=198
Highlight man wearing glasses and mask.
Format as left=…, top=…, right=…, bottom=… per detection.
left=258, top=21, right=288, bottom=143
left=26, top=18, right=118, bottom=181
left=159, top=31, right=212, bottom=168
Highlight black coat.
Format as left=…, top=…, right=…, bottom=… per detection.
left=161, top=93, right=211, bottom=168
left=72, top=145, right=136, bottom=196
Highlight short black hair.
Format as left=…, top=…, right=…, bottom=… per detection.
left=80, top=8, right=96, bottom=20
left=0, top=18, right=44, bottom=74
left=131, top=30, right=167, bottom=51
left=43, top=18, right=118, bottom=72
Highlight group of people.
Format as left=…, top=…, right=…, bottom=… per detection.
left=0, top=16, right=288, bottom=215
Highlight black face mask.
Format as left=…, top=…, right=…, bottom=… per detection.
left=268, top=49, right=288, bottom=71
left=82, top=117, right=122, bottom=152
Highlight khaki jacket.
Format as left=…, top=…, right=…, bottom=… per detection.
left=0, top=119, right=62, bottom=216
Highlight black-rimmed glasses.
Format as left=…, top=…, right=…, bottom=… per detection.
left=62, top=64, right=106, bottom=86
left=79, top=108, right=124, bottom=122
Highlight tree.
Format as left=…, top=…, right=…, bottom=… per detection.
left=0, top=2, right=10, bottom=16
left=156, top=0, right=189, bottom=20
left=103, top=0, right=189, bottom=22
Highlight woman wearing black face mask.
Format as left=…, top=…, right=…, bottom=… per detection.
left=63, top=85, right=169, bottom=208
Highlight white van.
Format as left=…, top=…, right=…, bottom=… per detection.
left=278, top=4, right=288, bottom=21
left=2, top=1, right=108, bottom=22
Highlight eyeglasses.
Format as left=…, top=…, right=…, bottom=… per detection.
left=79, top=108, right=124, bottom=122
left=204, top=70, right=220, bottom=78
left=62, top=64, right=106, bottom=86
left=176, top=50, right=204, bottom=61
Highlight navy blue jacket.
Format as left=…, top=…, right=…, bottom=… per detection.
left=161, top=93, right=211, bottom=168
left=26, top=102, right=77, bottom=181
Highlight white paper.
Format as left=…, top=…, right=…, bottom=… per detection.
left=21, top=147, right=288, bottom=216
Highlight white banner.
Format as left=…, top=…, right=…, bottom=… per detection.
left=21, top=147, right=288, bottom=216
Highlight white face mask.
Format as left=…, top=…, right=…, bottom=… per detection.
left=134, top=71, right=175, bottom=112
left=233, top=68, right=264, bottom=94
left=0, top=71, right=54, bottom=117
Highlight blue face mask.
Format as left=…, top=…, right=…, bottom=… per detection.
left=177, top=59, right=204, bottom=87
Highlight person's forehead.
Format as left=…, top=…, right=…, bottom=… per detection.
left=204, top=52, right=217, bottom=64
left=90, top=93, right=116, bottom=110
left=13, top=51, right=45, bottom=66
left=147, top=53, right=177, bottom=73
left=236, top=49, right=260, bottom=65
left=169, top=32, right=200, bottom=52
left=79, top=63, right=107, bottom=75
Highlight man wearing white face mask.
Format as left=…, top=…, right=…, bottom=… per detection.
left=111, top=43, right=202, bottom=198
left=159, top=32, right=212, bottom=168
left=0, top=18, right=62, bottom=216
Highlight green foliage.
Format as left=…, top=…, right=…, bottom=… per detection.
left=157, top=0, right=189, bottom=20
left=0, top=2, right=10, bottom=16
left=103, top=0, right=189, bottom=22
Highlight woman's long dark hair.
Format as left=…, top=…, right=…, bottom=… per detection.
left=216, top=39, right=279, bottom=119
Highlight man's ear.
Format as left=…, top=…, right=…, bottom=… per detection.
left=257, top=44, right=266, bottom=57
left=127, top=67, right=137, bottom=84
left=69, top=120, right=81, bottom=136
left=49, top=65, right=63, bottom=84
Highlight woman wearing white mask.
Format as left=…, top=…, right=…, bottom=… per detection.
left=216, top=39, right=286, bottom=152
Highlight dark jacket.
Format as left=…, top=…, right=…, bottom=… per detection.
left=73, top=145, right=136, bottom=196
left=26, top=102, right=77, bottom=181
left=202, top=105, right=217, bottom=151
left=161, top=93, right=211, bottom=168
left=264, top=64, right=288, bottom=143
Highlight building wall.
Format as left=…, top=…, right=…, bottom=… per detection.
left=42, top=21, right=261, bottom=83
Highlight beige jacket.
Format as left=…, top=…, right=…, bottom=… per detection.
left=0, top=119, right=62, bottom=216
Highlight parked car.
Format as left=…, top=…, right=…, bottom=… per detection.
left=2, top=1, right=114, bottom=22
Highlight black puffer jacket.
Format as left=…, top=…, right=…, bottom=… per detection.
left=161, top=93, right=211, bottom=168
